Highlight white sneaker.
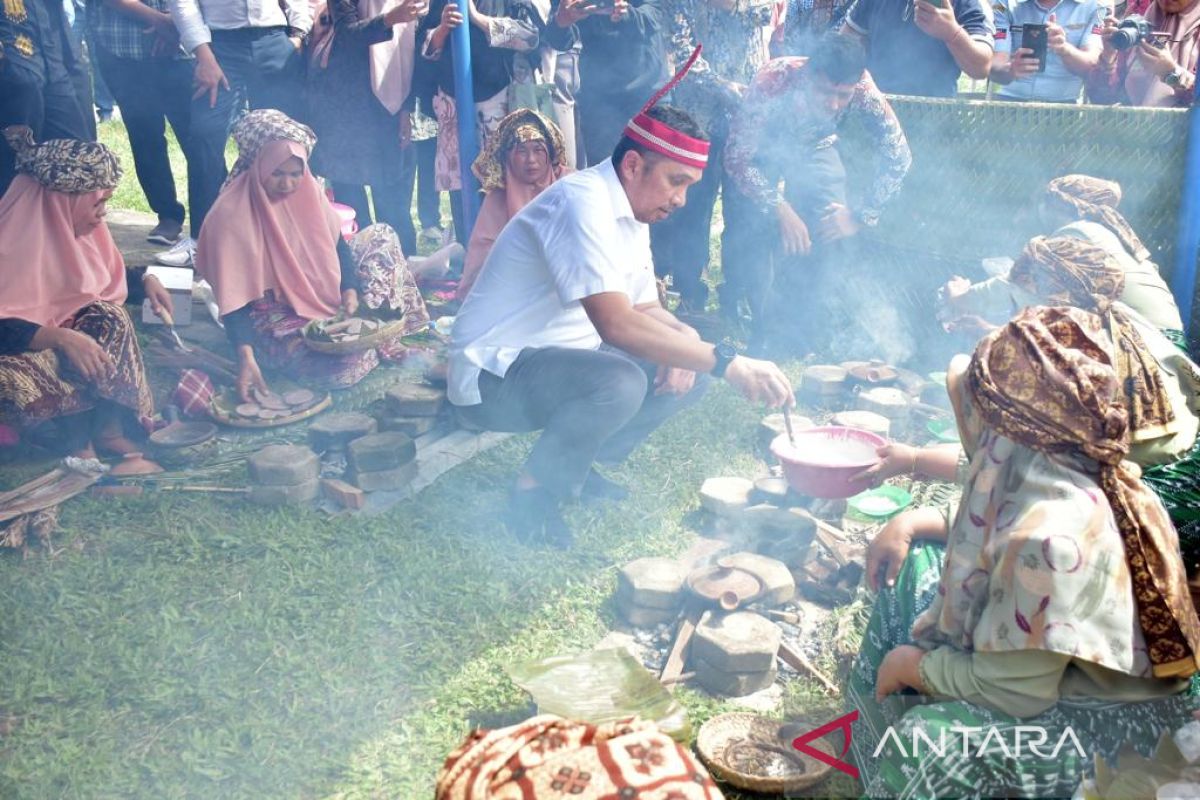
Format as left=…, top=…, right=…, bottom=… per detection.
left=155, top=236, right=196, bottom=267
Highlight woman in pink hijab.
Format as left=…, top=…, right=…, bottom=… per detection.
left=0, top=128, right=173, bottom=469
left=457, top=109, right=570, bottom=300
left=195, top=111, right=430, bottom=402
left=1088, top=0, right=1200, bottom=106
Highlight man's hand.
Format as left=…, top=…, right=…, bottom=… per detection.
left=816, top=202, right=860, bottom=243
left=143, top=273, right=175, bottom=320
left=913, top=0, right=960, bottom=43
left=341, top=289, right=360, bottom=317
left=554, top=0, right=598, bottom=26
left=143, top=11, right=179, bottom=54
left=1138, top=38, right=1179, bottom=79
left=875, top=645, right=927, bottom=701
left=654, top=365, right=696, bottom=396
left=776, top=201, right=811, bottom=256
left=609, top=0, right=629, bottom=21
left=192, top=45, right=230, bottom=108
left=384, top=0, right=428, bottom=25
left=723, top=356, right=795, bottom=408
left=866, top=512, right=915, bottom=592
left=1008, top=46, right=1040, bottom=78
left=1046, top=13, right=1067, bottom=54
left=52, top=327, right=114, bottom=383
left=236, top=348, right=270, bottom=403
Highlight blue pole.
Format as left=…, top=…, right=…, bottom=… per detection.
left=451, top=13, right=479, bottom=239
left=1172, top=105, right=1200, bottom=335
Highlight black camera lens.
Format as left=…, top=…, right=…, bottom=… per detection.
left=1112, top=15, right=1150, bottom=51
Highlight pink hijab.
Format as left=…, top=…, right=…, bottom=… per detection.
left=196, top=139, right=344, bottom=321
left=0, top=175, right=126, bottom=327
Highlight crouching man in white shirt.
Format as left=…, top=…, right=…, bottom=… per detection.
left=449, top=105, right=795, bottom=547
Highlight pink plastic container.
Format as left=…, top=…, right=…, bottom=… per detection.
left=770, top=426, right=886, bottom=499
left=330, top=202, right=359, bottom=240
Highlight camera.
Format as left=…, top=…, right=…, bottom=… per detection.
left=1111, top=15, right=1153, bottom=50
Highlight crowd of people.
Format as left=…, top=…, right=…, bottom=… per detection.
left=3, top=0, right=1197, bottom=309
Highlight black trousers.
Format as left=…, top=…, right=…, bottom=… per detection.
left=186, top=27, right=305, bottom=234
left=414, top=137, right=441, bottom=229
left=330, top=152, right=417, bottom=255
left=578, top=93, right=641, bottom=167
left=95, top=50, right=195, bottom=230
left=649, top=123, right=731, bottom=309
left=456, top=346, right=709, bottom=498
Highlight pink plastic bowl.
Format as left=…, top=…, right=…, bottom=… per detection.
left=330, top=202, right=359, bottom=239
left=770, top=426, right=886, bottom=499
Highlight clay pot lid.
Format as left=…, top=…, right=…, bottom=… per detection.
left=108, top=452, right=164, bottom=476
left=846, top=361, right=898, bottom=385
left=687, top=563, right=763, bottom=609
left=150, top=421, right=217, bottom=448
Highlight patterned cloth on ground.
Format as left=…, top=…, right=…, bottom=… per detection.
left=435, top=714, right=724, bottom=799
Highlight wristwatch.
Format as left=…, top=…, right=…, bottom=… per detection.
left=711, top=338, right=739, bottom=378
left=1165, top=67, right=1186, bottom=88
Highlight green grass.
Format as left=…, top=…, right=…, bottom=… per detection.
left=98, top=120, right=191, bottom=217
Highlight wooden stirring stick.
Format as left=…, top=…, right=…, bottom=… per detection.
left=782, top=406, right=797, bottom=446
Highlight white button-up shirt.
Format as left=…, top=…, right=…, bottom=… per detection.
left=169, top=0, right=312, bottom=54
left=449, top=158, right=660, bottom=406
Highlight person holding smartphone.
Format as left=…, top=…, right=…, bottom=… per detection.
left=840, top=0, right=995, bottom=96
left=989, top=0, right=1105, bottom=102
left=552, top=0, right=670, bottom=165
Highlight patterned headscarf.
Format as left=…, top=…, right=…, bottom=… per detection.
left=1010, top=235, right=1176, bottom=442
left=1045, top=175, right=1150, bottom=262
left=3, top=126, right=121, bottom=193
left=968, top=306, right=1200, bottom=679
left=471, top=109, right=566, bottom=193
left=226, top=109, right=318, bottom=184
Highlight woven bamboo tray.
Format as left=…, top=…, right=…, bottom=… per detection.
left=208, top=387, right=331, bottom=429
left=302, top=317, right=407, bottom=354
left=696, top=713, right=835, bottom=795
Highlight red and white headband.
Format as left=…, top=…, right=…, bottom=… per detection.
left=621, top=46, right=709, bottom=169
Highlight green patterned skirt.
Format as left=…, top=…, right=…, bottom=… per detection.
left=846, top=541, right=1199, bottom=799
left=1143, top=329, right=1200, bottom=576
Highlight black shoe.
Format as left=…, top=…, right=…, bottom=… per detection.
left=507, top=486, right=573, bottom=548
left=147, top=218, right=184, bottom=246
left=580, top=469, right=629, bottom=504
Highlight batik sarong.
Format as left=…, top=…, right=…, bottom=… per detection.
left=0, top=301, right=153, bottom=431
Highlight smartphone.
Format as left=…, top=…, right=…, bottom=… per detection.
left=1020, top=23, right=1049, bottom=73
